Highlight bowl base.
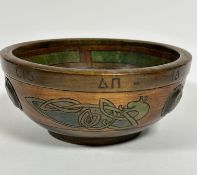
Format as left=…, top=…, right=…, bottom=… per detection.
left=48, top=131, right=142, bottom=146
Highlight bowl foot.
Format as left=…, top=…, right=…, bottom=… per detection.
left=48, top=131, right=142, bottom=146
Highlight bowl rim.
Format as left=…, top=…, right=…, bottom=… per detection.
left=0, top=38, right=192, bottom=75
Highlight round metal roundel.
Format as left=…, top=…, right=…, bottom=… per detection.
left=5, top=77, right=22, bottom=110
left=162, top=84, right=183, bottom=116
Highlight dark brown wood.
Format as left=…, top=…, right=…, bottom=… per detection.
left=49, top=131, right=142, bottom=146
left=0, top=38, right=192, bottom=145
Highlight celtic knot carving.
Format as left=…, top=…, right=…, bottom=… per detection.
left=26, top=96, right=150, bottom=130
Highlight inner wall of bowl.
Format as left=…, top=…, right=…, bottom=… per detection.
left=13, top=40, right=180, bottom=69
left=26, top=51, right=169, bottom=68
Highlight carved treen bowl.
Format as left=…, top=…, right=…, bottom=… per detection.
left=0, top=39, right=192, bottom=145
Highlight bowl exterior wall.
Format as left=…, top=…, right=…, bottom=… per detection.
left=5, top=76, right=184, bottom=138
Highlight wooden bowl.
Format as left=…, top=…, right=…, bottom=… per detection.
left=0, top=39, right=192, bottom=145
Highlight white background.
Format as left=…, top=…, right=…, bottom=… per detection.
left=0, top=0, right=197, bottom=174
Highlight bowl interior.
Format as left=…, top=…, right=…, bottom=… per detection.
left=12, top=39, right=180, bottom=69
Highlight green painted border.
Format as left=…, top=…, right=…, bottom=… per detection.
left=25, top=51, right=80, bottom=65
left=91, top=51, right=170, bottom=67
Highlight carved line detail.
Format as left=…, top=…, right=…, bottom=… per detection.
left=26, top=96, right=150, bottom=130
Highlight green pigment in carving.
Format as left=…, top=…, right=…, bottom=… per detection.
left=26, top=96, right=150, bottom=130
